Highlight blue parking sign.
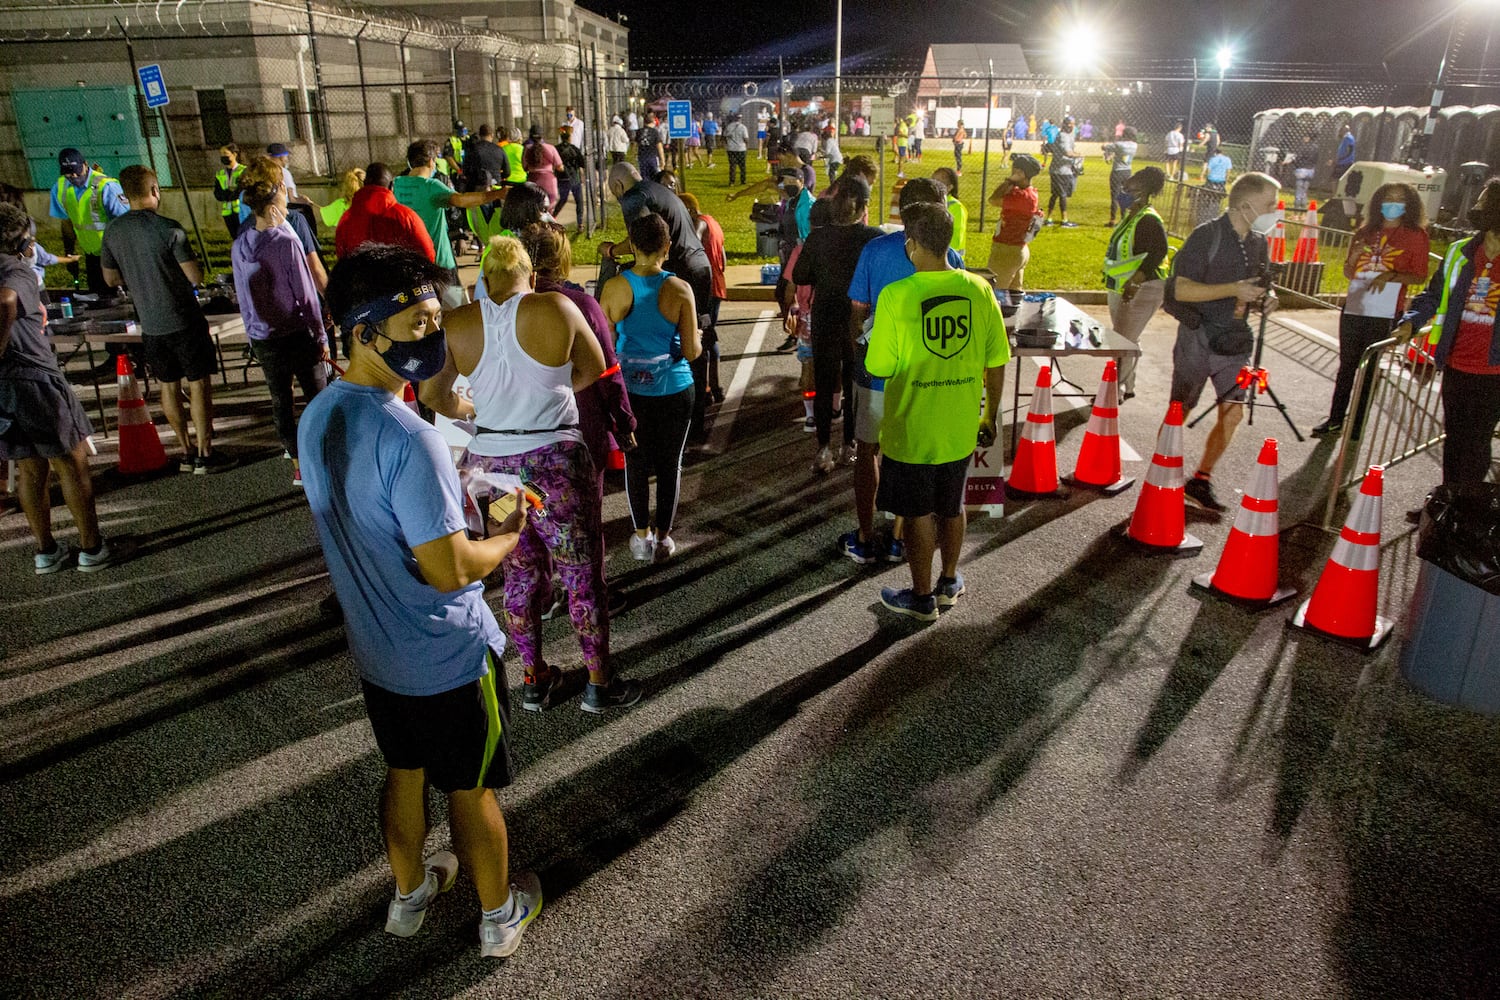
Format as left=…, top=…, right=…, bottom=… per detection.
left=138, top=64, right=170, bottom=108
left=667, top=100, right=692, bottom=140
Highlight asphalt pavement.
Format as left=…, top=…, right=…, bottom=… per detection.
left=2, top=300, right=1498, bottom=999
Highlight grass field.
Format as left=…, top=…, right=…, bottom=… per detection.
left=32, top=137, right=1365, bottom=293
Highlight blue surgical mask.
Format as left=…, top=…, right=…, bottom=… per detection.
left=378, top=328, right=448, bottom=382
left=1380, top=202, right=1406, bottom=221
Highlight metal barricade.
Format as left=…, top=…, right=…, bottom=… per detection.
left=1320, top=336, right=1446, bottom=530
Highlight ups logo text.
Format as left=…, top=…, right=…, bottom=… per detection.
left=921, top=295, right=973, bottom=359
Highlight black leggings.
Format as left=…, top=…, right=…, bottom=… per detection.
left=812, top=331, right=854, bottom=448
left=625, top=387, right=695, bottom=535
left=728, top=150, right=747, bottom=185
left=1440, top=367, right=1500, bottom=486
left=1328, top=312, right=1393, bottom=432
left=251, top=334, right=326, bottom=459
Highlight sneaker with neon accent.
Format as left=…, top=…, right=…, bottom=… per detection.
left=522, top=669, right=565, bottom=713
left=480, top=872, right=543, bottom=959
left=839, top=530, right=877, bottom=565
left=879, top=586, right=938, bottom=622
left=935, top=573, right=966, bottom=608
left=34, top=540, right=72, bottom=575
left=385, top=850, right=459, bottom=937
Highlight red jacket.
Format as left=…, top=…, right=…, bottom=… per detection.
left=334, top=186, right=436, bottom=262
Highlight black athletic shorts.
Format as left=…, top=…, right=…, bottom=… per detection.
left=143, top=320, right=218, bottom=383
left=877, top=455, right=969, bottom=519
left=360, top=650, right=515, bottom=793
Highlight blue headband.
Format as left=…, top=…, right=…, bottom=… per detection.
left=343, top=284, right=438, bottom=340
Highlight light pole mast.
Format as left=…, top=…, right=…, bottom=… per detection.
left=833, top=0, right=843, bottom=131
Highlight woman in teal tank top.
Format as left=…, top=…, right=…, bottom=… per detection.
left=601, top=214, right=702, bottom=561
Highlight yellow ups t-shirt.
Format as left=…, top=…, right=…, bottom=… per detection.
left=865, top=268, right=1010, bottom=465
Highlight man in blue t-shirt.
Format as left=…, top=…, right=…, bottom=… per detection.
left=305, top=245, right=541, bottom=960
left=1334, top=123, right=1356, bottom=178
left=842, top=177, right=965, bottom=564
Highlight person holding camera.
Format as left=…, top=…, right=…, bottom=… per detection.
left=1165, top=172, right=1281, bottom=512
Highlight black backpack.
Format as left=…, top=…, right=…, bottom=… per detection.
left=1162, top=224, right=1222, bottom=330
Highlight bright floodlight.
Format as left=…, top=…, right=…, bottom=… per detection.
left=1061, top=21, right=1102, bottom=70
left=1216, top=46, right=1234, bottom=73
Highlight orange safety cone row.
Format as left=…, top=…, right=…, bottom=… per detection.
left=1006, top=365, right=1064, bottom=498
left=1291, top=465, right=1394, bottom=650
left=1292, top=200, right=1320, bottom=263
left=115, top=355, right=168, bottom=475
left=1191, top=438, right=1297, bottom=607
left=1063, top=360, right=1135, bottom=496
left=1117, top=400, right=1203, bottom=555
left=1269, top=199, right=1287, bottom=263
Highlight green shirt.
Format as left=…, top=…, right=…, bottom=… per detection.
left=392, top=174, right=456, bottom=270
left=947, top=196, right=969, bottom=257
left=865, top=268, right=1010, bottom=465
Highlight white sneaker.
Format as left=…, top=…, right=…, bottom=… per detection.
left=34, top=540, right=72, bottom=575
left=76, top=539, right=115, bottom=573
left=384, top=850, right=459, bottom=937
left=813, top=446, right=835, bottom=474
left=654, top=535, right=677, bottom=562
left=629, top=532, right=656, bottom=561
left=479, top=871, right=543, bottom=959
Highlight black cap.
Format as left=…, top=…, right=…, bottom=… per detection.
left=58, top=148, right=86, bottom=170
left=266, top=142, right=291, bottom=157
left=529, top=124, right=543, bottom=139
left=1010, top=153, right=1042, bottom=179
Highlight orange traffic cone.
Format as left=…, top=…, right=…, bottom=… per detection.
left=1290, top=465, right=1393, bottom=650
left=1117, top=401, right=1203, bottom=555
left=1292, top=200, right=1320, bottom=263
left=1191, top=438, right=1297, bottom=607
left=1007, top=365, right=1064, bottom=498
left=115, top=355, right=168, bottom=475
left=402, top=382, right=420, bottom=414
left=1064, top=360, right=1135, bottom=495
left=1269, top=200, right=1287, bottom=263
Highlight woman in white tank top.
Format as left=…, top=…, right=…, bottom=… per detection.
left=421, top=237, right=642, bottom=716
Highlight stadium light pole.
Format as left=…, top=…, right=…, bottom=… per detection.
left=834, top=0, right=843, bottom=134
left=1212, top=45, right=1232, bottom=132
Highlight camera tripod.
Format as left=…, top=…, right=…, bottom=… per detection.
left=1187, top=272, right=1305, bottom=442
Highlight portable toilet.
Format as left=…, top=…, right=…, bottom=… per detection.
left=1333, top=161, right=1447, bottom=227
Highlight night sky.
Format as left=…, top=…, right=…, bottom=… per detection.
left=588, top=0, right=1481, bottom=78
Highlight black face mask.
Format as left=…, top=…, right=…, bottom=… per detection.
left=1469, top=203, right=1500, bottom=233
left=220, top=156, right=232, bottom=166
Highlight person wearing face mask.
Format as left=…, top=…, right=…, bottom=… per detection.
left=101, top=165, right=226, bottom=474
left=48, top=148, right=128, bottom=298
left=1042, top=117, right=1079, bottom=228
left=424, top=236, right=637, bottom=717
left=1312, top=183, right=1430, bottom=439
left=986, top=153, right=1043, bottom=297
left=232, top=167, right=330, bottom=487
left=213, top=144, right=248, bottom=240
left=1102, top=167, right=1171, bottom=401
left=304, top=244, right=540, bottom=960
left=1101, top=126, right=1139, bottom=226
left=0, top=202, right=113, bottom=573
left=1392, top=177, right=1500, bottom=511
left=1166, top=171, right=1280, bottom=512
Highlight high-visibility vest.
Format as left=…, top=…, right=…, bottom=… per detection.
left=55, top=173, right=118, bottom=255
left=1425, top=236, right=1473, bottom=349
left=1103, top=207, right=1166, bottom=291
left=467, top=204, right=511, bottom=253
left=216, top=164, right=247, bottom=217
left=500, top=142, right=527, bottom=184
left=449, top=136, right=465, bottom=165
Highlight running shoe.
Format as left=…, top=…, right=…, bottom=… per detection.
left=580, top=678, right=643, bottom=714
left=629, top=532, right=655, bottom=561
left=879, top=586, right=938, bottom=622
left=194, top=451, right=235, bottom=475
left=76, top=539, right=115, bottom=573
left=776, top=335, right=797, bottom=352
left=934, top=573, right=966, bottom=608
left=522, top=669, right=565, bottom=713
left=837, top=444, right=857, bottom=466
left=813, top=446, right=835, bottom=474
left=885, top=538, right=906, bottom=564
left=1184, top=476, right=1225, bottom=512
left=839, top=530, right=877, bottom=565
left=804, top=417, right=816, bottom=433
left=292, top=465, right=304, bottom=489
left=653, top=535, right=677, bottom=562
left=479, top=871, right=543, bottom=959
left=179, top=448, right=198, bottom=474
left=34, top=540, right=72, bottom=575
left=1310, top=419, right=1343, bottom=438
left=385, top=851, right=459, bottom=937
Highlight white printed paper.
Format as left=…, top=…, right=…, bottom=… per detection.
left=1344, top=272, right=1402, bottom=318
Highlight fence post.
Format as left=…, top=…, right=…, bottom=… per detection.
left=355, top=22, right=374, bottom=166
left=304, top=0, right=334, bottom=176
left=400, top=32, right=413, bottom=146
left=978, top=72, right=994, bottom=236
left=1184, top=57, right=1199, bottom=178
left=115, top=21, right=161, bottom=180
left=449, top=47, right=460, bottom=128
left=156, top=105, right=212, bottom=273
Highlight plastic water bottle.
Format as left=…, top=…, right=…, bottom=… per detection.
left=60, top=296, right=73, bottom=319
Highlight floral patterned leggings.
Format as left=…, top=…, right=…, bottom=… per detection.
left=463, top=440, right=608, bottom=682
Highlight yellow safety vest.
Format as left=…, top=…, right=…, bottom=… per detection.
left=216, top=164, right=247, bottom=217
left=449, top=136, right=465, bottom=165
left=1425, top=236, right=1473, bottom=348
left=55, top=173, right=118, bottom=256
left=1103, top=207, right=1166, bottom=291
left=467, top=204, right=511, bottom=251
